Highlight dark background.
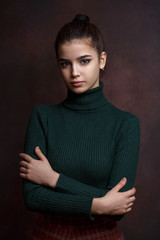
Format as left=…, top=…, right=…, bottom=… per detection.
left=1, top=0, right=160, bottom=239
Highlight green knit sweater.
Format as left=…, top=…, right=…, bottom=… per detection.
left=23, top=82, right=140, bottom=217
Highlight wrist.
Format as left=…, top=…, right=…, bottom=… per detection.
left=91, top=197, right=104, bottom=215
left=48, top=170, right=60, bottom=188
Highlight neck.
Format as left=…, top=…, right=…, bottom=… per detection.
left=63, top=81, right=108, bottom=111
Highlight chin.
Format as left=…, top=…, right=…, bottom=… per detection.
left=69, top=86, right=88, bottom=94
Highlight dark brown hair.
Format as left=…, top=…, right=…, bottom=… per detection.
left=55, top=14, right=105, bottom=58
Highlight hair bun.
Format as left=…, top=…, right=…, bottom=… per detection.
left=73, top=14, right=90, bottom=23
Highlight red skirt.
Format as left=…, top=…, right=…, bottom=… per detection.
left=30, top=214, right=125, bottom=240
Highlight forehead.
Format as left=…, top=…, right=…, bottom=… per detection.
left=58, top=39, right=98, bottom=59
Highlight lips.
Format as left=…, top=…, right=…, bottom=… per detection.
left=71, top=81, right=84, bottom=87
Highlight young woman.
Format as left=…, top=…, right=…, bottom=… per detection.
left=19, top=14, right=140, bottom=240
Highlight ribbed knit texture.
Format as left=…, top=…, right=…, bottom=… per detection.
left=23, top=82, right=140, bottom=217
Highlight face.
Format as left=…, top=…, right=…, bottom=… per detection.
left=57, top=39, right=106, bottom=94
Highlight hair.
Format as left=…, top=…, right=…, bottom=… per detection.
left=55, top=14, right=105, bottom=59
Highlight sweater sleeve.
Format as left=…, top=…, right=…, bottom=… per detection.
left=23, top=106, right=93, bottom=215
left=105, top=116, right=140, bottom=221
left=106, top=116, right=140, bottom=192
left=56, top=173, right=108, bottom=197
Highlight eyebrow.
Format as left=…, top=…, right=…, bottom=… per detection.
left=58, top=55, right=92, bottom=61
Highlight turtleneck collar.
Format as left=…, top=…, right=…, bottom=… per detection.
left=62, top=81, right=108, bottom=111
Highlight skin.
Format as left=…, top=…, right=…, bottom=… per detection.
left=19, top=147, right=59, bottom=188
left=19, top=39, right=136, bottom=215
left=58, top=39, right=106, bottom=94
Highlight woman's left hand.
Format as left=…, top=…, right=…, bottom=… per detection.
left=19, top=146, right=60, bottom=188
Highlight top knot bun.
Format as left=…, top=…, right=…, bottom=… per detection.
left=73, top=14, right=90, bottom=23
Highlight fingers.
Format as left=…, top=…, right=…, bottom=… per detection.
left=124, top=196, right=136, bottom=215
left=113, top=177, right=127, bottom=192
left=35, top=146, right=47, bottom=161
left=19, top=153, right=32, bottom=163
left=19, top=153, right=32, bottom=178
left=126, top=187, right=136, bottom=197
left=19, top=160, right=28, bottom=168
left=128, top=202, right=134, bottom=208
left=19, top=164, right=29, bottom=178
left=126, top=207, right=132, bottom=213
left=19, top=172, right=27, bottom=178
left=20, top=166, right=28, bottom=174
left=19, top=146, right=46, bottom=162
left=123, top=188, right=136, bottom=209
left=128, top=195, right=136, bottom=203
left=126, top=200, right=135, bottom=213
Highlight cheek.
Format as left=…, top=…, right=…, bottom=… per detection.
left=94, top=61, right=101, bottom=74
left=60, top=69, right=69, bottom=81
left=86, top=63, right=100, bottom=77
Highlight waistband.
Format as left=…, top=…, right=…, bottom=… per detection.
left=37, top=213, right=116, bottom=227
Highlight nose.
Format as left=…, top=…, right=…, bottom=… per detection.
left=71, top=64, right=80, bottom=78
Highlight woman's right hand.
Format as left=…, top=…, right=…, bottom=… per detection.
left=91, top=178, right=136, bottom=215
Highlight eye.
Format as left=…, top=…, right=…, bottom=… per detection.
left=60, top=61, right=70, bottom=68
left=80, top=59, right=91, bottom=65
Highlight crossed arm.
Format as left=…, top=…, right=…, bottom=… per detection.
left=19, top=106, right=140, bottom=217
left=19, top=146, right=136, bottom=216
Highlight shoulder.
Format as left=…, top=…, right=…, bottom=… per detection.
left=29, top=105, right=48, bottom=121
left=108, top=102, right=140, bottom=125
left=105, top=104, right=140, bottom=146
left=30, top=104, right=61, bottom=115
left=105, top=102, right=140, bottom=138
left=29, top=103, right=63, bottom=121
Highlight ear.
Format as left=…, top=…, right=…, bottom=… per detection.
left=99, top=51, right=107, bottom=70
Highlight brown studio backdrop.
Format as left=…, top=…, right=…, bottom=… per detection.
left=0, top=0, right=160, bottom=239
